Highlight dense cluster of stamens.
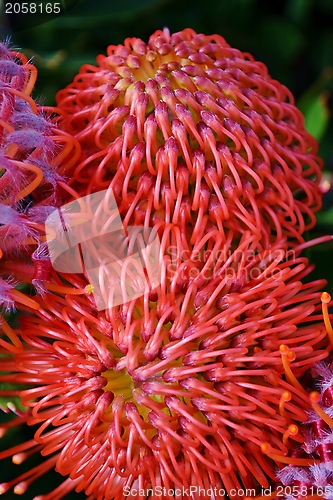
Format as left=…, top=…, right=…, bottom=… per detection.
left=56, top=28, right=322, bottom=248
left=0, top=237, right=331, bottom=499
left=0, top=41, right=80, bottom=352
left=0, top=29, right=331, bottom=499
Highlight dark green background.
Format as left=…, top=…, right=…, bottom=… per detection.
left=0, top=0, right=333, bottom=497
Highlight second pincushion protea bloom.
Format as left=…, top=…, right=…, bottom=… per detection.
left=56, top=28, right=323, bottom=248
left=0, top=235, right=331, bottom=499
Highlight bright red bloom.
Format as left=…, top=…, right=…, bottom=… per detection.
left=0, top=236, right=330, bottom=499
left=56, top=28, right=323, bottom=248
left=0, top=29, right=330, bottom=499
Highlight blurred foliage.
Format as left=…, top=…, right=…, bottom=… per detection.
left=0, top=0, right=333, bottom=497
left=298, top=69, right=332, bottom=142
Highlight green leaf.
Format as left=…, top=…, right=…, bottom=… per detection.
left=297, top=68, right=333, bottom=143
left=301, top=92, right=330, bottom=141
left=316, top=204, right=333, bottom=226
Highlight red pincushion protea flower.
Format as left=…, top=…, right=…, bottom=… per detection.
left=0, top=29, right=329, bottom=499
left=0, top=41, right=80, bottom=351
left=0, top=235, right=330, bottom=499
left=55, top=28, right=322, bottom=249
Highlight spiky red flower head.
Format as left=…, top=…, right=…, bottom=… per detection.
left=0, top=41, right=80, bottom=350
left=0, top=29, right=329, bottom=499
left=56, top=28, right=322, bottom=248
left=0, top=236, right=330, bottom=499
